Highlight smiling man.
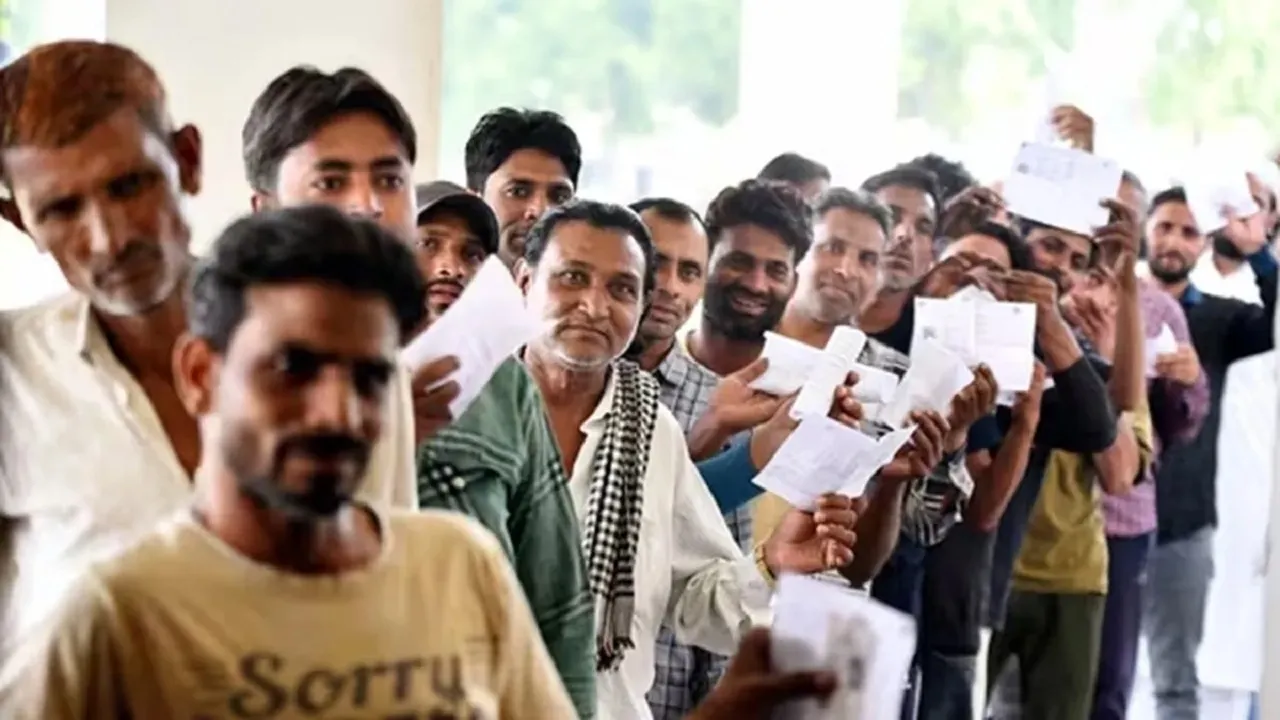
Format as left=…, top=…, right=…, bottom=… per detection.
left=516, top=199, right=860, bottom=720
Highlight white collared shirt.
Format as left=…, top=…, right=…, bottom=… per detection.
left=565, top=367, right=771, bottom=720
left=0, top=292, right=417, bottom=665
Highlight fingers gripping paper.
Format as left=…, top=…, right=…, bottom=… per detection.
left=751, top=416, right=915, bottom=507
left=399, top=257, right=539, bottom=417
left=772, top=574, right=918, bottom=720
left=750, top=332, right=826, bottom=396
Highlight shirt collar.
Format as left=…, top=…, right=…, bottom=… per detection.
left=1180, top=283, right=1204, bottom=309
left=652, top=339, right=697, bottom=389
left=582, top=364, right=619, bottom=431
left=70, top=294, right=115, bottom=365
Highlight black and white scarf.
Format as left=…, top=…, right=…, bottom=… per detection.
left=583, top=359, right=660, bottom=671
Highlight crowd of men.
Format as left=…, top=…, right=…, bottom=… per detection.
left=0, top=38, right=1275, bottom=720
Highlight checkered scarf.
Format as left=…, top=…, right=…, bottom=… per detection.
left=583, top=359, right=660, bottom=671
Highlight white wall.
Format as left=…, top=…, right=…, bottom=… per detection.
left=0, top=0, right=445, bottom=309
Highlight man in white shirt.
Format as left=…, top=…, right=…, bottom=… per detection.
left=1182, top=170, right=1279, bottom=720
left=0, top=41, right=427, bottom=668
left=0, top=205, right=576, bottom=719
left=514, top=198, right=861, bottom=720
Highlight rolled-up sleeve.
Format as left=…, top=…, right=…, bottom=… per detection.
left=667, top=453, right=771, bottom=655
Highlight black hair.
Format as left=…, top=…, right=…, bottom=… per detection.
left=860, top=165, right=943, bottom=219
left=628, top=197, right=706, bottom=230
left=905, top=153, right=977, bottom=204
left=1150, top=186, right=1188, bottom=214
left=704, top=179, right=813, bottom=258
left=189, top=204, right=426, bottom=351
left=464, top=107, right=582, bottom=192
left=523, top=199, right=656, bottom=294
left=757, top=152, right=831, bottom=186
left=962, top=220, right=1034, bottom=271
left=1014, top=216, right=1103, bottom=268
left=813, top=187, right=892, bottom=240
left=241, top=66, right=417, bottom=193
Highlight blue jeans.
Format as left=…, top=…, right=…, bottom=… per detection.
left=1144, top=527, right=1214, bottom=720
left=1091, top=533, right=1153, bottom=720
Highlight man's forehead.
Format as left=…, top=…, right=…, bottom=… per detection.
left=4, top=110, right=175, bottom=196
left=874, top=183, right=935, bottom=211
left=495, top=148, right=570, bottom=183
left=546, top=225, right=643, bottom=271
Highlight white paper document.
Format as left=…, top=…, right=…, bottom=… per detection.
left=950, top=285, right=998, bottom=304
left=752, top=417, right=916, bottom=508
left=1003, top=141, right=1122, bottom=236
left=772, top=574, right=918, bottom=720
left=849, top=362, right=900, bottom=405
left=1184, top=172, right=1260, bottom=234
left=912, top=297, right=1038, bottom=393
left=1145, top=324, right=1179, bottom=378
left=881, top=338, right=974, bottom=429
left=791, top=327, right=869, bottom=419
left=399, top=257, right=538, bottom=417
left=751, top=331, right=825, bottom=396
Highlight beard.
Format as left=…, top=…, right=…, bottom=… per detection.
left=223, top=426, right=370, bottom=520
left=1148, top=253, right=1194, bottom=284
left=702, top=279, right=788, bottom=342
left=1211, top=232, right=1246, bottom=261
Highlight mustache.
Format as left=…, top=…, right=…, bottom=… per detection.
left=276, top=433, right=369, bottom=464
left=92, top=241, right=160, bottom=284
left=426, top=278, right=465, bottom=294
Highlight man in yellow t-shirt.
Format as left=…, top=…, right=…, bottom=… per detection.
left=988, top=405, right=1154, bottom=720
left=0, top=207, right=575, bottom=719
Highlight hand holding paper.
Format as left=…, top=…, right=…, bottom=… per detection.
left=771, top=574, right=917, bottom=720
left=912, top=297, right=1036, bottom=393
left=881, top=338, right=974, bottom=429
left=686, top=628, right=837, bottom=720
left=752, top=416, right=916, bottom=509
left=1184, top=170, right=1260, bottom=236
left=877, top=410, right=950, bottom=484
left=791, top=327, right=868, bottom=419
left=1152, top=343, right=1202, bottom=387
left=751, top=332, right=825, bottom=396
left=399, top=257, right=538, bottom=420
left=1144, top=324, right=1178, bottom=377
left=1003, top=141, right=1121, bottom=236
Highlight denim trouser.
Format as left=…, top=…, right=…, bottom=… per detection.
left=1144, top=527, right=1214, bottom=720
left=871, top=526, right=990, bottom=720
left=1091, top=532, right=1153, bottom=720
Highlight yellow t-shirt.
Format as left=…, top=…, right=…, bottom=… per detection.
left=1013, top=405, right=1155, bottom=595
left=0, top=508, right=576, bottom=720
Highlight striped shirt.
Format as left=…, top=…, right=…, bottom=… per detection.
left=645, top=341, right=751, bottom=720
left=416, top=358, right=596, bottom=719
left=859, top=338, right=974, bottom=547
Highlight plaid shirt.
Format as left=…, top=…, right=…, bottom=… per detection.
left=644, top=341, right=752, bottom=720
left=859, top=338, right=973, bottom=548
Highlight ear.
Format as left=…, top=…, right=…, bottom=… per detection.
left=173, top=332, right=218, bottom=417
left=0, top=197, right=28, bottom=237
left=249, top=192, right=273, bottom=213
left=171, top=124, right=203, bottom=197
left=514, top=258, right=533, bottom=296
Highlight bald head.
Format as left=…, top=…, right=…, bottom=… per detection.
left=0, top=40, right=170, bottom=167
